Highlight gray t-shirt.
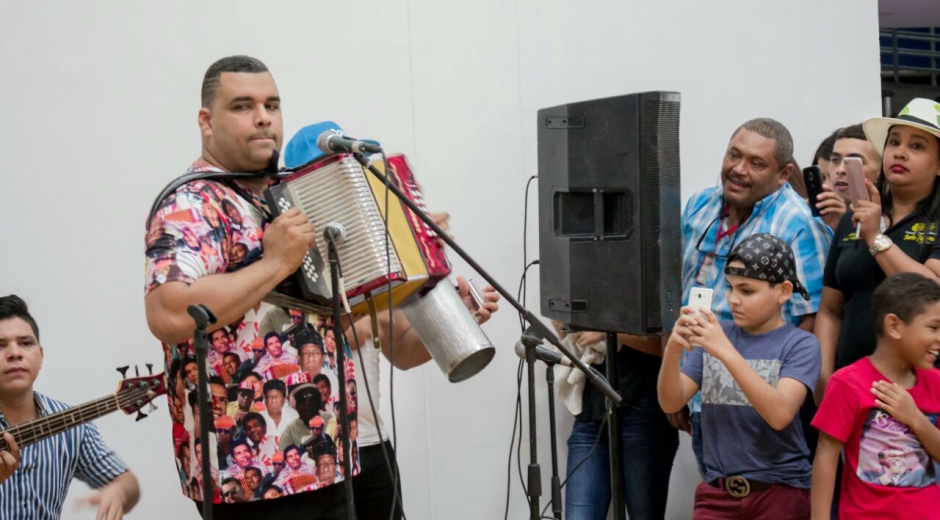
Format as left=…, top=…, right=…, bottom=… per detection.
left=681, top=321, right=820, bottom=488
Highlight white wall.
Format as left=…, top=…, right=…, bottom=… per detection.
left=0, top=1, right=880, bottom=518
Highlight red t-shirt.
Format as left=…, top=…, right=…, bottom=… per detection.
left=813, top=357, right=940, bottom=519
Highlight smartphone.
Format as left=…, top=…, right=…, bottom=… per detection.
left=689, top=287, right=714, bottom=315
left=844, top=157, right=869, bottom=206
left=802, top=166, right=824, bottom=218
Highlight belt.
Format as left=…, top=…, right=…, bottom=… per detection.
left=707, top=476, right=773, bottom=498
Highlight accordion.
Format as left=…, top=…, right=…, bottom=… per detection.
left=265, top=153, right=450, bottom=314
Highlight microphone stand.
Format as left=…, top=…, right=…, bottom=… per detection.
left=187, top=304, right=218, bottom=520
left=605, top=333, right=625, bottom=520
left=350, top=152, right=620, bottom=520
left=324, top=229, right=358, bottom=520
left=545, top=354, right=562, bottom=519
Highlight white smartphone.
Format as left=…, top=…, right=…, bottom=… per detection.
left=689, top=287, right=714, bottom=315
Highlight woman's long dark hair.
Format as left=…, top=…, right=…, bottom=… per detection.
left=876, top=126, right=940, bottom=261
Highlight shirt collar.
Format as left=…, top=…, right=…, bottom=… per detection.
left=0, top=392, right=50, bottom=428
left=711, top=183, right=788, bottom=220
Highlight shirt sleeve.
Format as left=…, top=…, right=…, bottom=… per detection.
left=927, top=220, right=940, bottom=262
left=823, top=213, right=852, bottom=290
left=779, top=332, right=822, bottom=393
left=144, top=187, right=230, bottom=294
left=680, top=346, right=705, bottom=387
left=811, top=373, right=858, bottom=444
left=74, top=423, right=129, bottom=489
left=784, top=214, right=833, bottom=318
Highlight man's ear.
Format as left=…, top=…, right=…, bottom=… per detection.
left=198, top=107, right=213, bottom=140
left=777, top=281, right=794, bottom=304
left=884, top=313, right=904, bottom=340
left=779, top=162, right=794, bottom=184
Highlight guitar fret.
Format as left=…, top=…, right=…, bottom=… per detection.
left=0, top=387, right=155, bottom=450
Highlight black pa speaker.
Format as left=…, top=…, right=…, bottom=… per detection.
left=537, top=91, right=682, bottom=334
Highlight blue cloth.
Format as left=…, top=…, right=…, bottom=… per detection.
left=564, top=388, right=678, bottom=520
left=284, top=121, right=382, bottom=168
left=680, top=183, right=831, bottom=414
left=0, top=392, right=128, bottom=520
left=680, top=322, right=820, bottom=488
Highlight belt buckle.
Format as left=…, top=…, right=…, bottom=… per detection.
left=724, top=475, right=750, bottom=498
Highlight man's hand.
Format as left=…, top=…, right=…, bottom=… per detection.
left=262, top=208, right=317, bottom=275
left=816, top=184, right=847, bottom=219
left=665, top=407, right=692, bottom=435
left=79, top=472, right=139, bottom=520
left=575, top=331, right=606, bottom=348
left=430, top=212, right=451, bottom=239
left=0, top=433, right=20, bottom=485
left=456, top=276, right=499, bottom=324
left=872, top=380, right=925, bottom=428
left=685, top=309, right=735, bottom=361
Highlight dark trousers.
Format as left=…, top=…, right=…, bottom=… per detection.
left=564, top=391, right=679, bottom=520
left=195, top=483, right=346, bottom=520
left=693, top=482, right=810, bottom=520
left=353, top=440, right=404, bottom=520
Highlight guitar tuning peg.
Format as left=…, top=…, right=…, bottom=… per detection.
left=116, top=366, right=129, bottom=378
left=135, top=410, right=148, bottom=422
left=134, top=365, right=140, bottom=377
left=146, top=363, right=154, bottom=375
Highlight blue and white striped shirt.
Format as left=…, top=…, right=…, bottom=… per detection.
left=681, top=184, right=832, bottom=412
left=0, top=392, right=128, bottom=520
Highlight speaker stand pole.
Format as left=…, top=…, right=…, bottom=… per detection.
left=546, top=364, right=563, bottom=520
left=606, top=333, right=625, bottom=520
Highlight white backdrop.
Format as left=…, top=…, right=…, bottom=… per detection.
left=0, top=1, right=880, bottom=519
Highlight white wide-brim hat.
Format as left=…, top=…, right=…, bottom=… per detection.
left=864, top=97, right=940, bottom=156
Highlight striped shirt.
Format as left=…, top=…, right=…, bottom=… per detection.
left=681, top=184, right=832, bottom=412
left=0, top=392, right=128, bottom=520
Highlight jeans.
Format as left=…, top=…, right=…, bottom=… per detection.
left=564, top=393, right=679, bottom=520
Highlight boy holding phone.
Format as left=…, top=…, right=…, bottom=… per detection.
left=659, top=233, right=821, bottom=519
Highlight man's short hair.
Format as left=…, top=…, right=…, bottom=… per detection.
left=245, top=466, right=262, bottom=479
left=283, top=444, right=302, bottom=459
left=243, top=412, right=265, bottom=429
left=209, top=328, right=230, bottom=341
left=188, top=390, right=199, bottom=408
left=296, top=331, right=325, bottom=353
left=814, top=129, right=840, bottom=166
left=177, top=442, right=190, bottom=458
left=732, top=118, right=794, bottom=168
left=263, top=332, right=282, bottom=347
left=223, top=352, right=241, bottom=364
left=263, top=379, right=287, bottom=399
left=872, top=273, right=940, bottom=335
left=313, top=374, right=331, bottom=388
left=209, top=375, right=227, bottom=388
left=230, top=438, right=251, bottom=456
left=182, top=357, right=198, bottom=370
left=221, top=477, right=239, bottom=487
left=835, top=123, right=868, bottom=143
left=201, top=55, right=269, bottom=108
left=0, top=295, right=40, bottom=341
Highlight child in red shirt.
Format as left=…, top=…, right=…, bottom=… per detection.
left=812, top=273, right=940, bottom=519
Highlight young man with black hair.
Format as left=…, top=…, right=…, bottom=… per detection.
left=0, top=295, right=140, bottom=519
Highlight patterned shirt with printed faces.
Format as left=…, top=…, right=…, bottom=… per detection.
left=680, top=183, right=832, bottom=412
left=144, top=160, right=359, bottom=502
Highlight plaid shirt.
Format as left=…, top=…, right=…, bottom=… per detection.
left=0, top=393, right=128, bottom=520
left=681, top=183, right=832, bottom=412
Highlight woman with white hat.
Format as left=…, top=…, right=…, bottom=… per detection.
left=815, top=97, right=940, bottom=401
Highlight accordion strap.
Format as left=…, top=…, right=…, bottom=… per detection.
left=145, top=169, right=271, bottom=231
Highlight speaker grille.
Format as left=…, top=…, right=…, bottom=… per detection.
left=641, top=99, right=681, bottom=330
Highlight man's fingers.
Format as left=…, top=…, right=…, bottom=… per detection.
left=3, top=433, right=19, bottom=459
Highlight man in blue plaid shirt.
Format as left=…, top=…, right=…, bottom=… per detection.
left=0, top=295, right=140, bottom=519
left=674, top=118, right=832, bottom=476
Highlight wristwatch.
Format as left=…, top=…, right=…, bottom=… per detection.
left=869, top=234, right=894, bottom=256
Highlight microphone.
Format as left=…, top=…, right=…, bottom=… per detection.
left=514, top=340, right=572, bottom=366
left=323, top=222, right=347, bottom=244
left=317, top=130, right=383, bottom=155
